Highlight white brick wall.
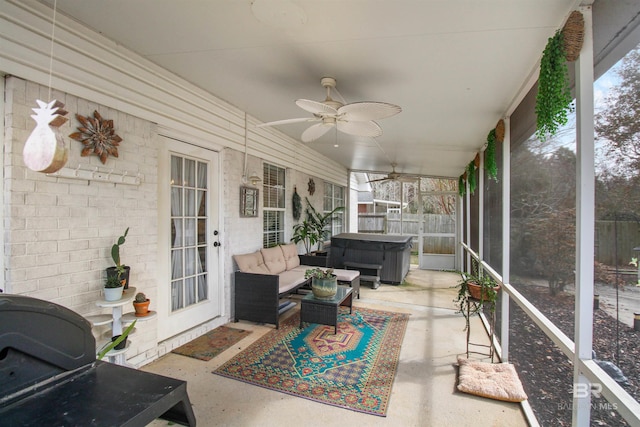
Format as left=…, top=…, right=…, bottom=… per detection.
left=4, top=76, right=159, bottom=358
left=3, top=75, right=344, bottom=366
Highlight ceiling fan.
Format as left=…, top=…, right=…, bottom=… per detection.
left=256, top=77, right=401, bottom=143
left=368, top=164, right=420, bottom=183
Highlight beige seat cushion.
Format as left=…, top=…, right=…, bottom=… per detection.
left=277, top=270, right=308, bottom=294
left=234, top=251, right=270, bottom=274
left=280, top=244, right=300, bottom=270
left=261, top=246, right=287, bottom=274
left=457, top=357, right=528, bottom=402
left=333, top=268, right=359, bottom=282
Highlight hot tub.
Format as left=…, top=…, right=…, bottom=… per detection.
left=329, top=233, right=413, bottom=284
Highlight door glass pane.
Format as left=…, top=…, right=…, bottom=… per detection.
left=197, top=219, right=206, bottom=245
left=170, top=154, right=209, bottom=312
left=185, top=218, right=196, bottom=246
left=171, top=249, right=183, bottom=279
left=171, top=188, right=182, bottom=216
left=197, top=163, right=207, bottom=189
left=197, top=190, right=206, bottom=216
left=185, top=189, right=196, bottom=216
left=171, top=218, right=183, bottom=248
left=184, top=159, right=195, bottom=187
left=185, top=277, right=196, bottom=306
left=171, top=280, right=183, bottom=311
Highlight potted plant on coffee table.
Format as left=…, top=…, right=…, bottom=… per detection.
left=305, top=268, right=337, bottom=299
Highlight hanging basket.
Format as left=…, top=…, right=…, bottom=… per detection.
left=473, top=153, right=480, bottom=167
left=495, top=119, right=505, bottom=143
left=562, top=11, right=584, bottom=62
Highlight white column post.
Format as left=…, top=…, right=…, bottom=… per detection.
left=478, top=155, right=484, bottom=266
left=501, top=117, right=511, bottom=362
left=573, top=6, right=595, bottom=426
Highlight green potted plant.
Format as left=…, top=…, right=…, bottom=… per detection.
left=133, top=292, right=151, bottom=317
left=106, top=227, right=130, bottom=289
left=97, top=320, right=136, bottom=360
left=305, top=268, right=337, bottom=299
left=103, top=274, right=124, bottom=301
left=453, top=270, right=500, bottom=331
left=291, top=198, right=344, bottom=255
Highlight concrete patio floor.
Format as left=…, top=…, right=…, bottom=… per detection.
left=143, top=267, right=529, bottom=427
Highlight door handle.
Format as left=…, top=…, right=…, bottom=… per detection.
left=213, top=241, right=221, bottom=247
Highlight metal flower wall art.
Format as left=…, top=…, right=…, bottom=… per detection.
left=23, top=99, right=69, bottom=173
left=69, top=110, right=122, bottom=164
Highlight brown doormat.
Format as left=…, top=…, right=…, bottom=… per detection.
left=172, top=325, right=252, bottom=361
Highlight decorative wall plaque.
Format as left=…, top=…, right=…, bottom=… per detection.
left=69, top=110, right=122, bottom=164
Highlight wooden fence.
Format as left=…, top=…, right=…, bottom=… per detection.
left=356, top=216, right=639, bottom=263
left=357, top=213, right=455, bottom=254
left=595, top=220, right=640, bottom=266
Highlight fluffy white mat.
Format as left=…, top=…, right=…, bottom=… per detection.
left=457, top=357, right=528, bottom=402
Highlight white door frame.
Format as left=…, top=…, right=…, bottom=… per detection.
left=156, top=135, right=224, bottom=340
left=418, top=190, right=458, bottom=270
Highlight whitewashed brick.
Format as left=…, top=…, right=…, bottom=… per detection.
left=26, top=241, right=59, bottom=255
left=57, top=194, right=89, bottom=207
left=36, top=252, right=71, bottom=267
left=26, top=264, right=60, bottom=280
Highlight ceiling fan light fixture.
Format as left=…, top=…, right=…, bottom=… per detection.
left=260, top=77, right=401, bottom=142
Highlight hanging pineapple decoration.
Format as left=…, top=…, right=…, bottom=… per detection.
left=23, top=99, right=69, bottom=173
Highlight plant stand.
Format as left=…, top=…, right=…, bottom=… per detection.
left=87, top=287, right=157, bottom=365
left=465, top=296, right=496, bottom=362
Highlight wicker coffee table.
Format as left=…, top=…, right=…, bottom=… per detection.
left=300, top=286, right=353, bottom=334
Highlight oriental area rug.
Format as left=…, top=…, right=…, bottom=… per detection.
left=172, top=325, right=252, bottom=361
left=213, top=307, right=409, bottom=416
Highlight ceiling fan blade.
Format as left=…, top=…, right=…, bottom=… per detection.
left=337, top=120, right=382, bottom=137
left=301, top=123, right=333, bottom=142
left=398, top=175, right=419, bottom=182
left=296, top=99, right=338, bottom=116
left=367, top=177, right=390, bottom=183
left=256, top=117, right=319, bottom=128
left=338, top=102, right=402, bottom=121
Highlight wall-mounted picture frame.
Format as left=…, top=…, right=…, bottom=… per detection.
left=240, top=186, right=259, bottom=217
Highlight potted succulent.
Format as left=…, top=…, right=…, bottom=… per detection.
left=106, top=227, right=130, bottom=289
left=454, top=270, right=500, bottom=331
left=133, top=292, right=151, bottom=317
left=103, top=274, right=124, bottom=301
left=305, top=268, right=337, bottom=299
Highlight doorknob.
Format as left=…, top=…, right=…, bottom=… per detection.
left=213, top=241, right=221, bottom=247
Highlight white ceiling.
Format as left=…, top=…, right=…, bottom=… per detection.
left=39, top=0, right=580, bottom=178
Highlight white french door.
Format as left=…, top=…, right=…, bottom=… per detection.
left=157, top=137, right=221, bottom=340
left=418, top=191, right=458, bottom=270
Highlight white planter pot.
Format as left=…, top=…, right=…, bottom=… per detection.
left=104, top=286, right=123, bottom=301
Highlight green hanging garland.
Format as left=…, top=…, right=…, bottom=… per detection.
left=458, top=174, right=466, bottom=197
left=466, top=161, right=477, bottom=195
left=535, top=30, right=572, bottom=141
left=485, top=129, right=498, bottom=180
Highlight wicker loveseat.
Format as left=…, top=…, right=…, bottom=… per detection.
left=233, top=244, right=360, bottom=328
